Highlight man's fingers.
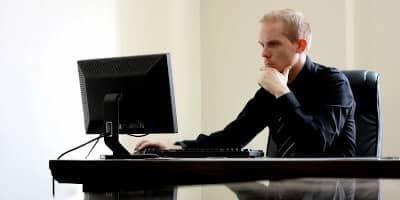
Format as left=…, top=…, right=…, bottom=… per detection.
left=135, top=140, right=167, bottom=151
left=135, top=140, right=146, bottom=149
left=135, top=140, right=150, bottom=150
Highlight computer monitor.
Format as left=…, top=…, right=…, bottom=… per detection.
left=77, top=53, right=178, bottom=156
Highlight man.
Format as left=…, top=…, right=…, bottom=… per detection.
left=136, top=8, right=356, bottom=157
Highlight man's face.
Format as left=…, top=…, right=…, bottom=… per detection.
left=258, top=21, right=299, bottom=72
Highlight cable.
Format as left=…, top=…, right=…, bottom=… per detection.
left=85, top=137, right=100, bottom=159
left=57, top=135, right=104, bottom=160
left=53, top=135, right=104, bottom=198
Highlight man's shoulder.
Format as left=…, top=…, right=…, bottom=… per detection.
left=311, top=61, right=354, bottom=105
left=311, top=62, right=348, bottom=83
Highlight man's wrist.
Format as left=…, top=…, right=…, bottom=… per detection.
left=274, top=87, right=290, bottom=98
left=171, top=145, right=183, bottom=150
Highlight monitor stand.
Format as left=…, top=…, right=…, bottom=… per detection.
left=103, top=93, right=130, bottom=156
left=102, top=93, right=158, bottom=159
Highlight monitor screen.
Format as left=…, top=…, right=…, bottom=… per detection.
left=77, top=53, right=178, bottom=137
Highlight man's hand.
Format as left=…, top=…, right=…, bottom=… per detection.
left=135, top=140, right=182, bottom=151
left=258, top=66, right=291, bottom=98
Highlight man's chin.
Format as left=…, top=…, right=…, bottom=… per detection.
left=266, top=63, right=277, bottom=68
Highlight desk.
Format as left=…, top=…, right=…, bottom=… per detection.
left=50, top=157, right=400, bottom=192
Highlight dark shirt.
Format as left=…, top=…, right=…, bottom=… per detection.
left=177, top=57, right=356, bottom=157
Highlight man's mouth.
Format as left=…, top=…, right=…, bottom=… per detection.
left=265, top=62, right=274, bottom=67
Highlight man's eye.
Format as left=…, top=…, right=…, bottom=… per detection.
left=268, top=42, right=279, bottom=47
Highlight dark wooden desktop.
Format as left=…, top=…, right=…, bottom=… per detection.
left=50, top=157, right=400, bottom=192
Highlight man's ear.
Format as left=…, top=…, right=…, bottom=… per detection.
left=296, top=39, right=307, bottom=52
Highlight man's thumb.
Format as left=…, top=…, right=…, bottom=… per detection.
left=282, top=66, right=291, bottom=77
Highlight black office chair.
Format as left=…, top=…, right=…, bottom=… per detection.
left=342, top=70, right=382, bottom=157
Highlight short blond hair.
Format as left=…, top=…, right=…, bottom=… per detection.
left=260, top=9, right=312, bottom=46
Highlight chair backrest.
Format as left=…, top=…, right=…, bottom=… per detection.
left=342, top=70, right=382, bottom=157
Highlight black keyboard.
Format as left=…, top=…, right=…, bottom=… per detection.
left=134, top=148, right=265, bottom=158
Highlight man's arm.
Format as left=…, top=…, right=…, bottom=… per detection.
left=176, top=89, right=274, bottom=149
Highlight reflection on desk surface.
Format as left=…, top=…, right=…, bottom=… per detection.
left=81, top=178, right=383, bottom=200
left=224, top=178, right=378, bottom=200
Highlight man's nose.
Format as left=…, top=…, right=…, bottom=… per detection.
left=262, top=47, right=271, bottom=59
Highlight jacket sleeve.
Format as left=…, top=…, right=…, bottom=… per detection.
left=175, top=89, right=274, bottom=148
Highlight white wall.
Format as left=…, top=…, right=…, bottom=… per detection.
left=0, top=0, right=201, bottom=199
left=353, top=0, right=400, bottom=157
left=1, top=1, right=119, bottom=199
